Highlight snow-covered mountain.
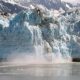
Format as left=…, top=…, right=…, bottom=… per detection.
left=0, top=0, right=80, bottom=14
left=10, top=0, right=74, bottom=10
left=0, top=0, right=26, bottom=14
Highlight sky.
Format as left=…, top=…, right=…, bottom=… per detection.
left=61, top=0, right=80, bottom=4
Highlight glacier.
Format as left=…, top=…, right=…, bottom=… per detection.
left=0, top=7, right=80, bottom=63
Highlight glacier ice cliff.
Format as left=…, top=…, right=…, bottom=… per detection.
left=0, top=8, right=80, bottom=63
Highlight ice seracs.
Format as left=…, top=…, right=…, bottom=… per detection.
left=0, top=0, right=80, bottom=63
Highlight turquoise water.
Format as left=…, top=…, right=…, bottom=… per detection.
left=0, top=63, right=80, bottom=80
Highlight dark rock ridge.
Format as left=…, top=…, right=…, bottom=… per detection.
left=72, top=58, right=80, bottom=62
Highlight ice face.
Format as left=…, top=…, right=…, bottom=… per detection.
left=0, top=8, right=80, bottom=63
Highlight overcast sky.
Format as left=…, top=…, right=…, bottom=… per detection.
left=61, top=0, right=80, bottom=4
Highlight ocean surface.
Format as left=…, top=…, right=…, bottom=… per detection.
left=0, top=63, right=80, bottom=80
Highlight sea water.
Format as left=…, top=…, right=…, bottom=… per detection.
left=0, top=63, right=80, bottom=80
